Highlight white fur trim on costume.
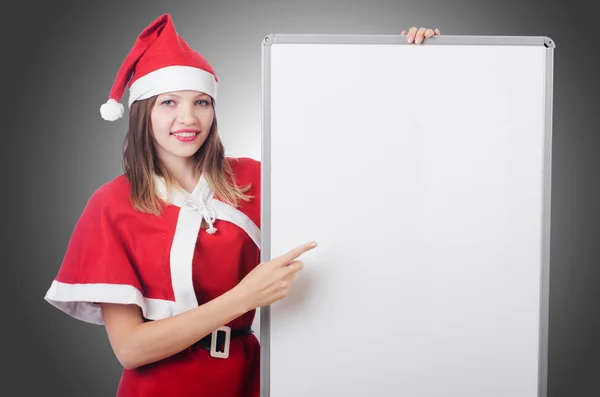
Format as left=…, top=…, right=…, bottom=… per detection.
left=167, top=174, right=212, bottom=313
left=153, top=175, right=190, bottom=208
left=169, top=206, right=204, bottom=314
left=150, top=174, right=261, bottom=316
left=100, top=98, right=125, bottom=121
left=128, top=65, right=218, bottom=107
left=44, top=280, right=180, bottom=325
left=153, top=175, right=261, bottom=248
left=210, top=199, right=261, bottom=248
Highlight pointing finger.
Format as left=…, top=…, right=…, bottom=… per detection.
left=275, top=242, right=318, bottom=266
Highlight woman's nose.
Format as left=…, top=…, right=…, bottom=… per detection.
left=177, top=106, right=195, bottom=124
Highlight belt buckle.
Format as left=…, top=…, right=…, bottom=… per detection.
left=210, top=325, right=231, bottom=359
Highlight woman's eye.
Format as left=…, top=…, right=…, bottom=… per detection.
left=161, top=100, right=174, bottom=106
left=196, top=100, right=210, bottom=106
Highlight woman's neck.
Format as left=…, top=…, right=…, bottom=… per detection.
left=161, top=156, right=201, bottom=193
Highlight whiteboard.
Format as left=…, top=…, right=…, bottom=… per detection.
left=260, top=35, right=554, bottom=397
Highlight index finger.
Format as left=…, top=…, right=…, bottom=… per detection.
left=274, top=242, right=318, bottom=266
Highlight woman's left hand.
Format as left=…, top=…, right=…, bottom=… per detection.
left=401, top=27, right=441, bottom=44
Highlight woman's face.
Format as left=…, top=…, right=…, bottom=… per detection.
left=150, top=90, right=214, bottom=162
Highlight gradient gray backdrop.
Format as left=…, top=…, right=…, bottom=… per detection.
left=5, top=0, right=598, bottom=396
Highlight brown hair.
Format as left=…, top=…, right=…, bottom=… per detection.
left=122, top=96, right=252, bottom=216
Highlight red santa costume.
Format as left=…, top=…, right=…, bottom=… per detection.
left=44, top=14, right=261, bottom=397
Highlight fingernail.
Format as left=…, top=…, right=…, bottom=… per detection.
left=408, top=34, right=413, bottom=43
left=309, top=242, right=317, bottom=248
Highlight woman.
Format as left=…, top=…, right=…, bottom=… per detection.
left=44, top=13, right=439, bottom=396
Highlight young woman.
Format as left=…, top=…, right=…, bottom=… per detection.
left=44, top=13, right=439, bottom=397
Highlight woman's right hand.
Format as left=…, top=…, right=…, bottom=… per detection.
left=234, top=241, right=318, bottom=311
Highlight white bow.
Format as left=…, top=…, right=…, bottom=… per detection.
left=185, top=186, right=218, bottom=234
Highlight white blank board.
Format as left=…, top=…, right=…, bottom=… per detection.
left=261, top=35, right=554, bottom=397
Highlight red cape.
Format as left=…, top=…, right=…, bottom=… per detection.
left=45, top=156, right=261, bottom=396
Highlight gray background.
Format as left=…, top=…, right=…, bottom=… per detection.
left=4, top=0, right=598, bottom=396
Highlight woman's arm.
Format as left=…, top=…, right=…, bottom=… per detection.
left=102, top=241, right=315, bottom=370
left=101, top=288, right=247, bottom=370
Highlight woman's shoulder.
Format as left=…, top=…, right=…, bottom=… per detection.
left=225, top=156, right=261, bottom=183
left=226, top=156, right=260, bottom=169
left=85, top=174, right=133, bottom=213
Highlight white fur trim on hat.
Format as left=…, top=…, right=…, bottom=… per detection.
left=100, top=98, right=125, bottom=121
left=128, top=65, right=218, bottom=107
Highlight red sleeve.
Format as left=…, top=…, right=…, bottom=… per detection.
left=44, top=183, right=145, bottom=325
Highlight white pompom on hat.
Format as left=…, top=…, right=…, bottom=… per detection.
left=100, top=13, right=218, bottom=121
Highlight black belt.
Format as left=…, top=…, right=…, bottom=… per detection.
left=194, top=326, right=253, bottom=357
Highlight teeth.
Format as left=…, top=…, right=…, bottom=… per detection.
left=173, top=132, right=197, bottom=137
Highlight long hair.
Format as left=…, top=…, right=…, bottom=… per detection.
left=122, top=96, right=252, bottom=216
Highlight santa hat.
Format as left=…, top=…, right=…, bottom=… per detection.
left=100, top=13, right=218, bottom=121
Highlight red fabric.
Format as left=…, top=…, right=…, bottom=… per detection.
left=54, top=157, right=262, bottom=396
left=117, top=335, right=260, bottom=397
left=108, top=13, right=217, bottom=103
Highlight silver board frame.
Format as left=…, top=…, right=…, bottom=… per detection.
left=260, top=34, right=555, bottom=397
